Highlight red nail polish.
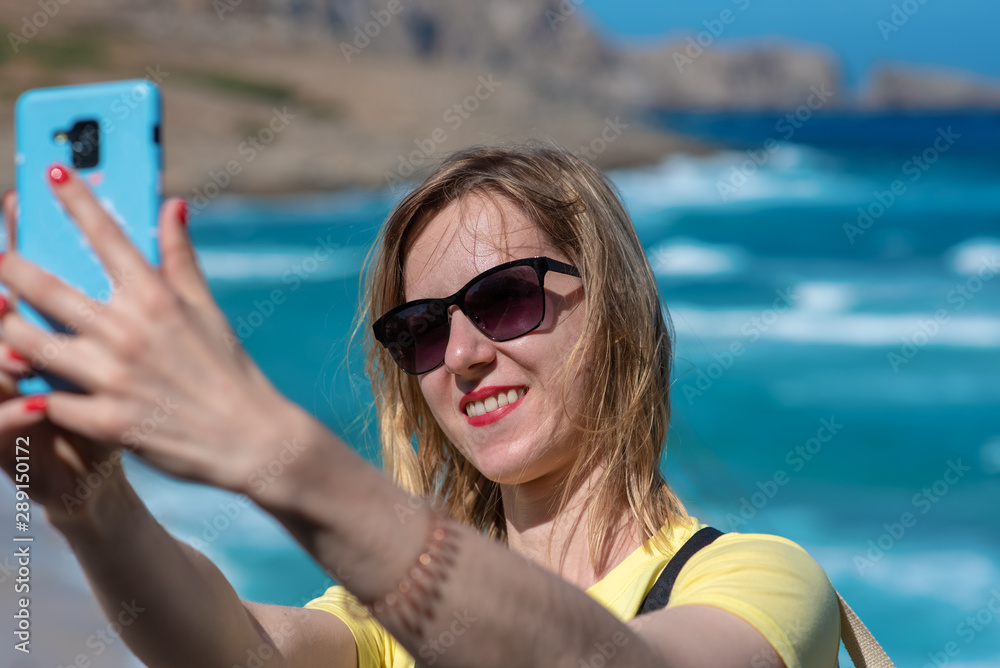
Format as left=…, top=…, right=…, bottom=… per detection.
left=178, top=200, right=188, bottom=227
left=8, top=349, right=27, bottom=363
left=24, top=395, right=47, bottom=413
left=0, top=294, right=7, bottom=316
left=48, top=164, right=70, bottom=184
left=0, top=252, right=5, bottom=270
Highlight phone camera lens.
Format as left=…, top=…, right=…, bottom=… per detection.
left=67, top=119, right=100, bottom=169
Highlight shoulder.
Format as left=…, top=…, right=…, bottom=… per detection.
left=668, top=532, right=841, bottom=668
left=304, top=585, right=407, bottom=668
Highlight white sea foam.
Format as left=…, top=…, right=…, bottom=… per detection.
left=792, top=281, right=858, bottom=313
left=198, top=245, right=365, bottom=282
left=610, top=145, right=870, bottom=211
left=948, top=237, right=1000, bottom=275
left=979, top=437, right=1000, bottom=475
left=649, top=238, right=748, bottom=276
left=814, top=548, right=1000, bottom=610
left=669, top=305, right=1000, bottom=347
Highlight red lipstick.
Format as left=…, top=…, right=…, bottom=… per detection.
left=461, top=386, right=527, bottom=427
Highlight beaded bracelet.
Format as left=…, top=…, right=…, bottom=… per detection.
left=361, top=506, right=461, bottom=641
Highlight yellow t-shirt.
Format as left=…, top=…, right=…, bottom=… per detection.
left=303, top=517, right=841, bottom=668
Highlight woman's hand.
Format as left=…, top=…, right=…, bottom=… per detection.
left=0, top=189, right=133, bottom=533
left=0, top=167, right=302, bottom=495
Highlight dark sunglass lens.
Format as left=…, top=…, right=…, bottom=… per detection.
left=466, top=265, right=544, bottom=340
left=383, top=301, right=450, bottom=373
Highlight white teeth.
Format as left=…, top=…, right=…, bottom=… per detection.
left=465, top=388, right=525, bottom=417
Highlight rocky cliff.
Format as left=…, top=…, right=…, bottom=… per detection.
left=0, top=0, right=995, bottom=194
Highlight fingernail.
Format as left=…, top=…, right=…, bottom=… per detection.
left=178, top=200, right=188, bottom=227
left=8, top=348, right=27, bottom=363
left=0, top=252, right=5, bottom=270
left=24, top=394, right=47, bottom=413
left=0, top=294, right=7, bottom=316
left=48, top=163, right=70, bottom=184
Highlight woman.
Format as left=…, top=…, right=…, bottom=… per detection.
left=0, top=145, right=841, bottom=667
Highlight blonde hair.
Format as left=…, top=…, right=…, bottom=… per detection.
left=360, top=142, right=687, bottom=571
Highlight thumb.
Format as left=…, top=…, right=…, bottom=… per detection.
left=157, top=198, right=213, bottom=306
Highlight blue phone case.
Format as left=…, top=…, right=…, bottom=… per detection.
left=14, top=79, right=162, bottom=394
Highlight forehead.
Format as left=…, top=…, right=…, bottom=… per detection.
left=403, top=193, right=553, bottom=300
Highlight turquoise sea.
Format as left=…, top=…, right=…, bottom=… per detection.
left=21, top=135, right=1000, bottom=666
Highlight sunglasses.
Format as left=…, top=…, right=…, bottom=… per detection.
left=373, top=256, right=581, bottom=375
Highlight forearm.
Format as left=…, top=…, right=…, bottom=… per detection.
left=55, top=478, right=275, bottom=668
left=255, top=409, right=670, bottom=668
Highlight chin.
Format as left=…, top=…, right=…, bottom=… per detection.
left=462, top=440, right=563, bottom=486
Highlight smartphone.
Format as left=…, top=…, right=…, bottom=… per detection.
left=14, top=79, right=162, bottom=394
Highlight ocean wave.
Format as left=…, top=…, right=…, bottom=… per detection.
left=948, top=237, right=1000, bottom=275
left=669, top=305, right=1000, bottom=347
left=197, top=245, right=365, bottom=282
left=814, top=547, right=1000, bottom=610
left=649, top=238, right=749, bottom=276
left=610, top=145, right=868, bottom=211
left=790, top=281, right=858, bottom=313
left=980, top=437, right=1000, bottom=475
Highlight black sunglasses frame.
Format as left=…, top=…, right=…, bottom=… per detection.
left=372, top=256, right=581, bottom=375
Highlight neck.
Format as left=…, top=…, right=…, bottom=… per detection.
left=501, top=464, right=640, bottom=591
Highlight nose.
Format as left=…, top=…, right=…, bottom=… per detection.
left=442, top=306, right=496, bottom=376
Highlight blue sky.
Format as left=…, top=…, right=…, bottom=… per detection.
left=579, top=0, right=1000, bottom=88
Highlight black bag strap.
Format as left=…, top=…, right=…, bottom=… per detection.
left=636, top=526, right=725, bottom=616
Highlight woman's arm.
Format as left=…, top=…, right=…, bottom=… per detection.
left=253, top=404, right=670, bottom=668
left=55, top=472, right=358, bottom=668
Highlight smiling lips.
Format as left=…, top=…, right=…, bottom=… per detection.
left=462, top=386, right=526, bottom=426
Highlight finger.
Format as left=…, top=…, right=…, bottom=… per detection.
left=158, top=199, right=214, bottom=306
left=0, top=251, right=107, bottom=338
left=0, top=394, right=48, bottom=457
left=0, top=339, right=35, bottom=384
left=46, top=391, right=218, bottom=484
left=2, top=189, right=16, bottom=248
left=46, top=164, right=156, bottom=293
left=0, top=310, right=121, bottom=393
